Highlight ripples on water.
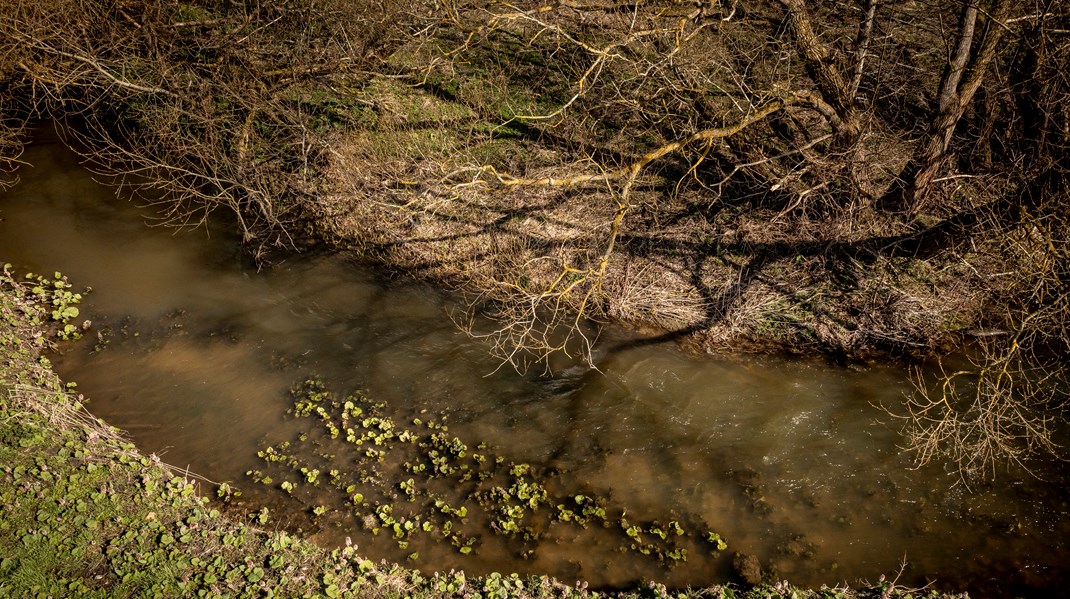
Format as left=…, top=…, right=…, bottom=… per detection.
left=1, top=135, right=1068, bottom=598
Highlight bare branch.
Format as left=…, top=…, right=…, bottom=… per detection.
left=849, top=0, right=879, bottom=99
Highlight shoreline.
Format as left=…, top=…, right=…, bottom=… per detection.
left=0, top=257, right=971, bottom=599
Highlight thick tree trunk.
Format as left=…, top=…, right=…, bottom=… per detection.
left=778, top=0, right=862, bottom=147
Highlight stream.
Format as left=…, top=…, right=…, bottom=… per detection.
left=1, top=134, right=1068, bottom=598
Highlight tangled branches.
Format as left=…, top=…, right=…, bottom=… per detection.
left=898, top=333, right=1064, bottom=484
left=0, top=119, right=25, bottom=191
left=447, top=97, right=802, bottom=367
left=3, top=0, right=1068, bottom=475
left=398, top=1, right=885, bottom=368
left=1, top=0, right=407, bottom=244
left=891, top=3, right=1070, bottom=480
left=895, top=170, right=1070, bottom=482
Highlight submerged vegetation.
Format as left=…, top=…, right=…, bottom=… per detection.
left=246, top=378, right=726, bottom=566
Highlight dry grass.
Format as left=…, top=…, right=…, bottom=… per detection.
left=319, top=110, right=1005, bottom=367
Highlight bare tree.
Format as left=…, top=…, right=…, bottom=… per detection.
left=386, top=0, right=903, bottom=368
left=891, top=0, right=1070, bottom=479
left=777, top=0, right=865, bottom=148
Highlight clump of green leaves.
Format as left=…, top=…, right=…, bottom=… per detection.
left=2, top=265, right=89, bottom=341
left=248, top=378, right=729, bottom=567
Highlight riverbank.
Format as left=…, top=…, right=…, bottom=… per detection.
left=0, top=267, right=969, bottom=598
left=0, top=1, right=1021, bottom=367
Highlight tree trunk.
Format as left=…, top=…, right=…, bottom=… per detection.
left=881, top=0, right=1010, bottom=214
left=778, top=0, right=862, bottom=147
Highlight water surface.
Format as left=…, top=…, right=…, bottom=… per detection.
left=1, top=136, right=1067, bottom=598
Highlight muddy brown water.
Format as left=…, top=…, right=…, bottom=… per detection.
left=2, top=136, right=1068, bottom=598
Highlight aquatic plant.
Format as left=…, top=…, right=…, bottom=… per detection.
left=706, top=531, right=728, bottom=553
left=247, top=377, right=729, bottom=567
left=2, top=265, right=89, bottom=341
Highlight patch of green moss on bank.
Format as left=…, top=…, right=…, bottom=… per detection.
left=0, top=270, right=966, bottom=599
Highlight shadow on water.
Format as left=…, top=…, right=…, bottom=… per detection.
left=1, top=134, right=1068, bottom=598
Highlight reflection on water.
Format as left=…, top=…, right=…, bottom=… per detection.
left=2, top=136, right=1068, bottom=598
